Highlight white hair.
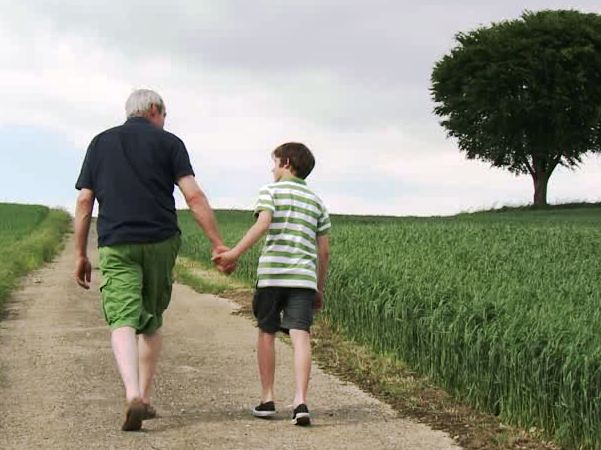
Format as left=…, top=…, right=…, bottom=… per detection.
left=125, top=89, right=165, bottom=118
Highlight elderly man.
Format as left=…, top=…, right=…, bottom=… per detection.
left=74, top=89, right=229, bottom=431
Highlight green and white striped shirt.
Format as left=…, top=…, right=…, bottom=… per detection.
left=254, top=176, right=331, bottom=290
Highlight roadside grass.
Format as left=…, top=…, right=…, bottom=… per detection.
left=0, top=204, right=71, bottom=311
left=174, top=256, right=244, bottom=295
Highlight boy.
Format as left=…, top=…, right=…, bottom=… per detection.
left=213, top=142, right=331, bottom=426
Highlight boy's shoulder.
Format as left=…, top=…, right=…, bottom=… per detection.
left=258, top=180, right=328, bottom=211
left=260, top=180, right=317, bottom=195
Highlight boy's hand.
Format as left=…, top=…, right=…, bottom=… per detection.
left=211, top=244, right=230, bottom=261
left=212, top=248, right=239, bottom=275
left=75, top=256, right=92, bottom=289
left=212, top=245, right=236, bottom=275
left=314, top=291, right=324, bottom=311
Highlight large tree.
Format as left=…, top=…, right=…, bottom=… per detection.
left=431, top=10, right=601, bottom=206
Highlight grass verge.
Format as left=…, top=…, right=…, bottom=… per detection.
left=0, top=208, right=71, bottom=311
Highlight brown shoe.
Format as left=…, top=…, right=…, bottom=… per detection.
left=122, top=398, right=146, bottom=431
left=143, top=403, right=157, bottom=420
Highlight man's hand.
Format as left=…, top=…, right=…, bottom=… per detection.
left=75, top=256, right=92, bottom=289
left=314, top=291, right=324, bottom=311
left=212, top=245, right=237, bottom=275
left=212, top=248, right=239, bottom=275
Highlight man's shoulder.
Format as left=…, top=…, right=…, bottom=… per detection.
left=99, top=122, right=132, bottom=136
left=93, top=125, right=119, bottom=141
left=86, top=127, right=117, bottom=152
left=160, top=129, right=186, bottom=146
left=97, top=123, right=185, bottom=147
left=92, top=123, right=129, bottom=144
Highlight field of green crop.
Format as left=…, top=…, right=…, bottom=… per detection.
left=0, top=203, right=71, bottom=307
left=178, top=205, right=601, bottom=449
left=180, top=205, right=601, bottom=448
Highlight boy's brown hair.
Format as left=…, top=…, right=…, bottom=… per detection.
left=272, top=142, right=315, bottom=179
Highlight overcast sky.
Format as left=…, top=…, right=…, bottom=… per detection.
left=0, top=0, right=599, bottom=216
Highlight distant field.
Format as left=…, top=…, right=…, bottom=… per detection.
left=0, top=204, right=48, bottom=244
left=179, top=205, right=601, bottom=449
left=0, top=203, right=71, bottom=308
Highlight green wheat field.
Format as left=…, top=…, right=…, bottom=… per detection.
left=179, top=205, right=601, bottom=449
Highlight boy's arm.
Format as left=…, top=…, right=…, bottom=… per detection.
left=315, top=234, right=330, bottom=310
left=212, top=211, right=272, bottom=267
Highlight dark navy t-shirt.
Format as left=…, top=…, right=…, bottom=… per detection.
left=75, top=117, right=195, bottom=247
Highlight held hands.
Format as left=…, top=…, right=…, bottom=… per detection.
left=75, top=256, right=92, bottom=289
left=212, top=245, right=237, bottom=275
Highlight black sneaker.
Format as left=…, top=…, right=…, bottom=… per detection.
left=292, top=404, right=311, bottom=426
left=252, top=401, right=276, bottom=418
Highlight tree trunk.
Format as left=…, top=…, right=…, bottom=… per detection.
left=532, top=174, right=549, bottom=207
left=528, top=154, right=560, bottom=207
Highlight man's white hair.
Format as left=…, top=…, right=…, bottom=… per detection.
left=125, top=89, right=165, bottom=118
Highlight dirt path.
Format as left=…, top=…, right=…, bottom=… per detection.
left=0, top=232, right=460, bottom=450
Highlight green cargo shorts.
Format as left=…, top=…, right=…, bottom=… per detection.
left=98, top=234, right=181, bottom=334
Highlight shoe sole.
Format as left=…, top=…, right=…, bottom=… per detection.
left=122, top=400, right=146, bottom=431
left=292, top=412, right=311, bottom=426
left=252, top=409, right=277, bottom=418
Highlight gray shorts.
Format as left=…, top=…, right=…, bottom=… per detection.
left=252, top=287, right=315, bottom=333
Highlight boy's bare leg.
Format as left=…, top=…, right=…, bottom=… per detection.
left=111, top=326, right=141, bottom=402
left=138, top=331, right=162, bottom=405
left=257, top=330, right=276, bottom=402
left=289, top=329, right=311, bottom=407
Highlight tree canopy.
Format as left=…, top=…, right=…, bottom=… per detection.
left=431, top=9, right=601, bottom=205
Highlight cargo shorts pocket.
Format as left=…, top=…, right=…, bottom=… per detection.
left=99, top=277, right=111, bottom=324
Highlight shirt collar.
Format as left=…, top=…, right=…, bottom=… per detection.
left=125, top=116, right=151, bottom=124
left=280, top=175, right=307, bottom=185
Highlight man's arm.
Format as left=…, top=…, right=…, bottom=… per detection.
left=176, top=175, right=226, bottom=255
left=74, top=188, right=95, bottom=289
left=212, top=210, right=272, bottom=267
left=315, top=234, right=330, bottom=310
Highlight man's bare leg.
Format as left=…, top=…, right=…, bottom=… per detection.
left=138, top=331, right=162, bottom=405
left=257, top=330, right=276, bottom=403
left=111, top=326, right=141, bottom=402
left=289, top=329, right=311, bottom=407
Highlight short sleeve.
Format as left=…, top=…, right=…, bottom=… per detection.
left=75, top=137, right=97, bottom=191
left=172, top=138, right=195, bottom=182
left=317, top=205, right=331, bottom=235
left=254, top=187, right=275, bottom=217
